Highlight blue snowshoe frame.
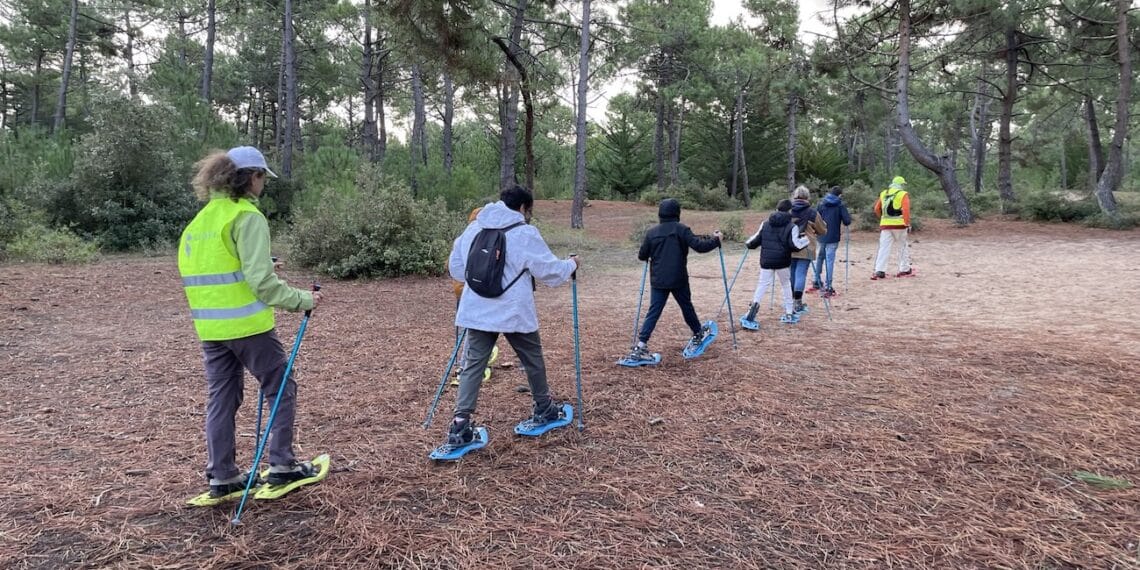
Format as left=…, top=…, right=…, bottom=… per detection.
left=682, top=320, right=718, bottom=359
left=514, top=403, right=574, bottom=437
left=739, top=316, right=759, bottom=331
left=616, top=352, right=662, bottom=367
left=429, top=426, right=489, bottom=461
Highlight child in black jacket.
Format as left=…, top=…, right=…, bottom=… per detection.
left=740, top=200, right=809, bottom=329
left=624, top=198, right=721, bottom=363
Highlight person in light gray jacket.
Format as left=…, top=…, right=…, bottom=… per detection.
left=443, top=184, right=580, bottom=449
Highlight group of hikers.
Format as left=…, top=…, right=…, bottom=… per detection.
left=175, top=145, right=915, bottom=501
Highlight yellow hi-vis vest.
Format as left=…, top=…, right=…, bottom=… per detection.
left=178, top=197, right=274, bottom=341
left=879, top=188, right=908, bottom=228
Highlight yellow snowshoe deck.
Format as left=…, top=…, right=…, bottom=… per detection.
left=253, top=454, right=330, bottom=500
left=186, top=467, right=270, bottom=507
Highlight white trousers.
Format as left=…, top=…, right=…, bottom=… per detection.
left=874, top=229, right=910, bottom=273
left=750, top=267, right=794, bottom=314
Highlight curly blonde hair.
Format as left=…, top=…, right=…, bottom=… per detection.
left=191, top=151, right=260, bottom=201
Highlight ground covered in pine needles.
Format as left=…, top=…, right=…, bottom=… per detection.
left=2, top=200, right=1138, bottom=569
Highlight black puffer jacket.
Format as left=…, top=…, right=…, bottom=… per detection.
left=745, top=211, right=797, bottom=269
left=638, top=199, right=720, bottom=289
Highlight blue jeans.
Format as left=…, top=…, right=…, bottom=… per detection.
left=814, top=242, right=839, bottom=289
left=638, top=286, right=702, bottom=344
left=789, top=258, right=812, bottom=293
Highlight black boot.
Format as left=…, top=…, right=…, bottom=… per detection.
left=745, top=302, right=759, bottom=321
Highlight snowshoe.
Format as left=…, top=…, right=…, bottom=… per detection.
left=739, top=316, right=760, bottom=331
left=871, top=271, right=886, bottom=280
left=795, top=303, right=810, bottom=315
left=617, top=346, right=662, bottom=367
left=186, top=469, right=268, bottom=507
left=254, top=454, right=331, bottom=500
left=896, top=268, right=917, bottom=278
left=514, top=403, right=574, bottom=437
left=821, top=288, right=838, bottom=298
left=780, top=313, right=800, bottom=324
left=682, top=321, right=718, bottom=360
left=430, top=426, right=489, bottom=461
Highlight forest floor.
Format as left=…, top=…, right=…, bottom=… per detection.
left=2, top=200, right=1139, bottom=569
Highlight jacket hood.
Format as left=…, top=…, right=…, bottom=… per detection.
left=767, top=211, right=791, bottom=226
left=474, top=200, right=525, bottom=229
left=790, top=199, right=814, bottom=218
left=658, top=198, right=681, bottom=222
left=820, top=194, right=842, bottom=207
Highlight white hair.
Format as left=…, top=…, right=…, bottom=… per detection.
left=792, top=185, right=811, bottom=201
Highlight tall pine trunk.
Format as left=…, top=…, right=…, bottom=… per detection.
left=785, top=91, right=797, bottom=193
left=410, top=62, right=426, bottom=196
left=570, top=0, right=591, bottom=229
left=498, top=0, right=528, bottom=191
left=53, top=0, right=79, bottom=135
left=969, top=73, right=991, bottom=194
left=201, top=0, right=216, bottom=102
left=654, top=93, right=666, bottom=189
left=443, top=71, right=454, bottom=175
left=377, top=56, right=387, bottom=164
left=669, top=102, right=682, bottom=186
left=1093, top=0, right=1131, bottom=217
left=1084, top=96, right=1105, bottom=192
left=360, top=0, right=378, bottom=161
left=896, top=0, right=973, bottom=225
left=124, top=10, right=138, bottom=98
left=281, top=0, right=297, bottom=178
left=996, top=26, right=1018, bottom=204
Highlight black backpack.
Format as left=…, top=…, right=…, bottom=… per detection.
left=465, top=222, right=526, bottom=298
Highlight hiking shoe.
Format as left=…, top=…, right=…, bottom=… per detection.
left=871, top=271, right=886, bottom=280
left=446, top=416, right=475, bottom=446
left=626, top=345, right=657, bottom=363
left=896, top=269, right=913, bottom=277
left=208, top=471, right=259, bottom=498
left=780, top=313, right=800, bottom=324
left=530, top=400, right=566, bottom=425
left=823, top=288, right=837, bottom=298
left=266, top=462, right=318, bottom=486
left=795, top=303, right=810, bottom=315
left=807, top=283, right=821, bottom=292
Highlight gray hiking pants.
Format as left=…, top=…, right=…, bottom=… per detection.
left=454, top=329, right=552, bottom=417
left=200, top=329, right=297, bottom=482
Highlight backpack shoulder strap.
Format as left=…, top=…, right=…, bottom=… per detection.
left=498, top=221, right=529, bottom=293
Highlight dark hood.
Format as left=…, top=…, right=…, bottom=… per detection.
left=767, top=211, right=791, bottom=226
left=658, top=198, right=681, bottom=222
left=790, top=199, right=814, bottom=219
left=820, top=194, right=842, bottom=208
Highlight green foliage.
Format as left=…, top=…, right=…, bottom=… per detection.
left=795, top=138, right=847, bottom=187
left=719, top=213, right=744, bottom=242
left=1082, top=212, right=1139, bottom=230
left=840, top=180, right=875, bottom=214
left=967, top=192, right=1001, bottom=215
left=0, top=132, right=74, bottom=197
left=910, top=191, right=949, bottom=219
left=288, top=165, right=463, bottom=279
left=590, top=97, right=654, bottom=200
left=629, top=215, right=658, bottom=244
left=41, top=97, right=196, bottom=251
left=640, top=181, right=737, bottom=211
left=4, top=222, right=99, bottom=264
left=1017, top=190, right=1100, bottom=223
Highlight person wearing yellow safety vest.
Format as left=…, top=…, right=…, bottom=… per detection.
left=871, top=175, right=913, bottom=280
left=177, top=146, right=324, bottom=502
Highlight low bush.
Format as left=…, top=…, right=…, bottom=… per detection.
left=1017, top=190, right=1100, bottom=223
left=629, top=215, right=657, bottom=244
left=4, top=223, right=99, bottom=264
left=719, top=213, right=744, bottom=242
left=288, top=165, right=463, bottom=279
left=640, top=180, right=738, bottom=211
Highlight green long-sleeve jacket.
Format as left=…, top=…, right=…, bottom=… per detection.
left=218, top=192, right=314, bottom=312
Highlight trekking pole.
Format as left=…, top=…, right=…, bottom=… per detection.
left=570, top=254, right=585, bottom=431
left=233, top=282, right=320, bottom=526
left=844, top=230, right=851, bottom=294
left=423, top=327, right=467, bottom=429
left=715, top=249, right=749, bottom=319
left=809, top=254, right=833, bottom=321
left=253, top=389, right=264, bottom=455
left=717, top=246, right=738, bottom=349
left=629, top=262, right=648, bottom=348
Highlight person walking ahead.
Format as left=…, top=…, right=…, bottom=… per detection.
left=443, top=184, right=579, bottom=450
left=178, top=146, right=323, bottom=501
left=872, top=175, right=912, bottom=280
left=623, top=198, right=722, bottom=364
left=812, top=186, right=852, bottom=296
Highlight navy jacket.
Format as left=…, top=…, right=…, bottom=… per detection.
left=817, top=194, right=852, bottom=244
left=746, top=211, right=798, bottom=269
left=638, top=199, right=720, bottom=289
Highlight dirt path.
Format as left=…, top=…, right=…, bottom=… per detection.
left=1, top=201, right=1137, bottom=569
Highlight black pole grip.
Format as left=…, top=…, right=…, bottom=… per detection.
left=305, top=282, right=321, bottom=317
left=569, top=253, right=578, bottom=280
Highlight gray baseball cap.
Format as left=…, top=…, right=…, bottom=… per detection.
left=226, top=146, right=278, bottom=178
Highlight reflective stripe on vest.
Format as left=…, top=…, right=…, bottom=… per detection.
left=879, top=189, right=907, bottom=227
left=178, top=198, right=274, bottom=341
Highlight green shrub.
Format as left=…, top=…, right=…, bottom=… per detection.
left=639, top=181, right=737, bottom=211
left=840, top=180, right=875, bottom=214
left=1083, top=212, right=1139, bottom=230
left=1017, top=190, right=1100, bottom=222
left=967, top=191, right=1000, bottom=215
left=4, top=223, right=99, bottom=264
left=288, top=165, right=463, bottom=279
left=629, top=215, right=657, bottom=244
left=911, top=191, right=949, bottom=218
left=44, top=96, right=196, bottom=251
left=719, top=213, right=744, bottom=242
